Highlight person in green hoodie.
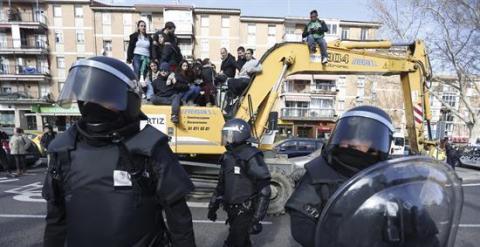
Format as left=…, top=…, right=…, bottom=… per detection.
left=302, top=10, right=329, bottom=64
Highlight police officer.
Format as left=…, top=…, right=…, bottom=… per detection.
left=207, top=118, right=271, bottom=247
left=42, top=56, right=196, bottom=247
left=286, top=106, right=394, bottom=247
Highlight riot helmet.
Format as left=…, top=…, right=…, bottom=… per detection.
left=57, top=56, right=145, bottom=133
left=221, top=118, right=253, bottom=146
left=326, top=105, right=394, bottom=176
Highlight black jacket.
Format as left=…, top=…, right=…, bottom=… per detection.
left=221, top=53, right=237, bottom=78
left=42, top=124, right=195, bottom=247
left=201, top=65, right=216, bottom=84
left=40, top=132, right=56, bottom=150
left=286, top=155, right=346, bottom=247
left=173, top=73, right=191, bottom=92
left=152, top=73, right=188, bottom=97
left=161, top=43, right=182, bottom=65
left=302, top=19, right=329, bottom=38
left=127, top=32, right=153, bottom=63
left=236, top=57, right=246, bottom=72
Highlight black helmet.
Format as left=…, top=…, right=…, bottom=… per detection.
left=221, top=118, right=253, bottom=146
left=326, top=105, right=394, bottom=176
left=58, top=56, right=145, bottom=122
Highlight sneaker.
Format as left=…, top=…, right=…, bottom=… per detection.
left=322, top=57, right=328, bottom=64
left=171, top=115, right=179, bottom=124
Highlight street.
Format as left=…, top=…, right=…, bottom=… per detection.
left=1, top=167, right=479, bottom=247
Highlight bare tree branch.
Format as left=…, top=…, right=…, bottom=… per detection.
left=428, top=89, right=470, bottom=124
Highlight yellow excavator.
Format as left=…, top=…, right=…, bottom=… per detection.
left=141, top=39, right=435, bottom=214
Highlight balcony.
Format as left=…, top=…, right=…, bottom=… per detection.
left=0, top=65, right=50, bottom=82
left=0, top=9, right=48, bottom=29
left=311, top=83, right=338, bottom=95
left=0, top=37, right=48, bottom=55
left=281, top=108, right=336, bottom=121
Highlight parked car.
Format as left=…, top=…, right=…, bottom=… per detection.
left=274, top=138, right=324, bottom=158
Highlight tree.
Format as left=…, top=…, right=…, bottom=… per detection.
left=369, top=0, right=480, bottom=144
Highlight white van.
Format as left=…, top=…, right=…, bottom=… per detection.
left=390, top=132, right=406, bottom=156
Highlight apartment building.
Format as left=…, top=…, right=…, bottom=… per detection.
left=1, top=0, right=390, bottom=134
left=0, top=1, right=50, bottom=131
left=429, top=76, right=480, bottom=143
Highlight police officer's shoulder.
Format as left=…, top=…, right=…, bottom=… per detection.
left=47, top=125, right=78, bottom=153
left=285, top=172, right=322, bottom=219
left=304, top=155, right=345, bottom=184
left=124, top=124, right=169, bottom=157
left=235, top=144, right=262, bottom=161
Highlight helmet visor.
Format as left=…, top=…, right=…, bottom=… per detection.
left=58, top=66, right=133, bottom=111
left=221, top=129, right=235, bottom=146
left=328, top=116, right=393, bottom=155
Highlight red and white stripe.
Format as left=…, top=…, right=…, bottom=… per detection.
left=414, top=103, right=423, bottom=124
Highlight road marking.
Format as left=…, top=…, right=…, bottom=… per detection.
left=187, top=202, right=209, bottom=208
left=459, top=224, right=480, bottom=228
left=5, top=182, right=45, bottom=202
left=0, top=214, right=273, bottom=225
left=462, top=183, right=480, bottom=187
left=0, top=214, right=45, bottom=218
left=0, top=177, right=19, bottom=183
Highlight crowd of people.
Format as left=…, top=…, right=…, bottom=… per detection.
left=126, top=21, right=263, bottom=123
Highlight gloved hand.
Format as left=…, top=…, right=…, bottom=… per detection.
left=207, top=207, right=217, bottom=222
left=249, top=220, right=263, bottom=235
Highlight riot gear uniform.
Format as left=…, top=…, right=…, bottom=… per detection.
left=42, top=56, right=196, bottom=247
left=286, top=106, right=394, bottom=247
left=208, top=119, right=271, bottom=247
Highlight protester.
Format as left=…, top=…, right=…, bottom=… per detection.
left=196, top=58, right=216, bottom=106
left=176, top=60, right=200, bottom=105
left=302, top=10, right=329, bottom=64
left=236, top=46, right=247, bottom=72
left=40, top=124, right=56, bottom=151
left=144, top=61, right=160, bottom=100
left=219, top=48, right=237, bottom=79
left=127, top=20, right=153, bottom=84
left=9, top=127, right=29, bottom=176
left=151, top=62, right=189, bottom=123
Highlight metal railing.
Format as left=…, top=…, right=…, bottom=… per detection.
left=281, top=108, right=336, bottom=120
left=284, top=82, right=337, bottom=94
left=0, top=9, right=47, bottom=25
left=0, top=64, right=49, bottom=75
left=0, top=37, right=48, bottom=50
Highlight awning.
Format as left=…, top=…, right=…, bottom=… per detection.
left=32, top=105, right=81, bottom=116
left=283, top=95, right=311, bottom=102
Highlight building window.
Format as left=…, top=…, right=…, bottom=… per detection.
left=40, top=85, right=50, bottom=97
left=268, top=25, right=276, bottom=46
left=201, top=15, right=209, bottom=27
left=53, top=5, right=62, bottom=17
left=123, top=40, right=129, bottom=58
left=74, top=5, right=83, bottom=18
left=360, top=28, right=368, bottom=40
left=140, top=14, right=152, bottom=32
left=55, top=31, right=63, bottom=44
left=103, top=40, right=112, bottom=56
left=57, top=57, right=65, bottom=69
left=337, top=100, right=345, bottom=110
left=103, top=13, right=112, bottom=35
left=357, top=76, right=365, bottom=87
left=123, top=13, right=132, bottom=35
left=76, top=31, right=85, bottom=44
left=247, top=24, right=256, bottom=45
left=200, top=39, right=209, bottom=58
left=326, top=24, right=337, bottom=35
left=341, top=28, right=349, bottom=39
left=221, top=16, right=230, bottom=28
left=442, top=93, right=457, bottom=107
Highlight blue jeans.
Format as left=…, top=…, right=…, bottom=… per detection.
left=306, top=35, right=328, bottom=59
left=145, top=81, right=154, bottom=100
left=132, top=54, right=150, bottom=80
left=182, top=85, right=201, bottom=102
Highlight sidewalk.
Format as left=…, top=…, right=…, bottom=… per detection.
left=456, top=166, right=480, bottom=182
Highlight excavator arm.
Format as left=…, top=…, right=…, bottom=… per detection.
left=235, top=40, right=433, bottom=154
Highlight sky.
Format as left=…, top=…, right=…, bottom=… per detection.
left=101, top=0, right=376, bottom=22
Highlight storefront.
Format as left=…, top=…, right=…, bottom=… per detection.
left=31, top=104, right=81, bottom=131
